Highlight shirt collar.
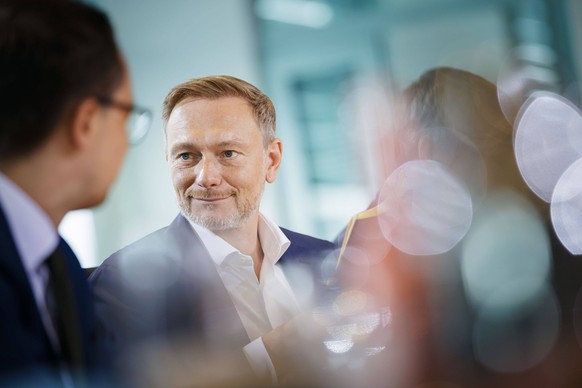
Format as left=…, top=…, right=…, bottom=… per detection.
left=0, top=172, right=58, bottom=273
left=258, top=213, right=290, bottom=265
left=187, top=213, right=290, bottom=267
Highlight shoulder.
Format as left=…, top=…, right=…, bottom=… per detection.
left=90, top=215, right=195, bottom=285
left=280, top=227, right=336, bottom=265
left=98, top=215, right=195, bottom=267
left=100, top=225, right=171, bottom=267
left=281, top=228, right=336, bottom=249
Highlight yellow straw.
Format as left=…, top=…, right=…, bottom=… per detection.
left=337, top=201, right=387, bottom=269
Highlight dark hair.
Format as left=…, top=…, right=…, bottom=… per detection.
left=0, top=0, right=123, bottom=161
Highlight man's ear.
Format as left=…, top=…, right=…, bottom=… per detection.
left=68, top=97, right=100, bottom=150
left=265, top=139, right=283, bottom=183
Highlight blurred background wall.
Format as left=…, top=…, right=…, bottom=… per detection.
left=61, top=0, right=582, bottom=267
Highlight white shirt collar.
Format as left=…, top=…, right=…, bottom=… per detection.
left=0, top=172, right=58, bottom=273
left=187, top=213, right=290, bottom=267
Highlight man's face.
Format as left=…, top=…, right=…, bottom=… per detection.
left=85, top=68, right=131, bottom=207
left=166, top=96, right=280, bottom=231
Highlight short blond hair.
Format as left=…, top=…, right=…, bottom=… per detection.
left=162, top=75, right=276, bottom=145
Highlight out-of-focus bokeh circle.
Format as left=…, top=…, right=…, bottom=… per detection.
left=473, top=285, right=559, bottom=373
left=514, top=91, right=582, bottom=202
left=377, top=160, right=473, bottom=256
left=417, top=126, right=487, bottom=208
left=334, top=246, right=372, bottom=289
left=461, top=190, right=551, bottom=315
left=551, top=157, right=582, bottom=254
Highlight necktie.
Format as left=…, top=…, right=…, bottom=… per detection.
left=45, top=246, right=86, bottom=375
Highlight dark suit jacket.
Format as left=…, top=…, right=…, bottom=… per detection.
left=89, top=214, right=335, bottom=371
left=0, top=205, right=105, bottom=386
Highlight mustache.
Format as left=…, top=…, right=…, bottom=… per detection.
left=187, top=189, right=235, bottom=199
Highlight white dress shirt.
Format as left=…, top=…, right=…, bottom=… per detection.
left=0, top=172, right=60, bottom=349
left=189, top=214, right=301, bottom=382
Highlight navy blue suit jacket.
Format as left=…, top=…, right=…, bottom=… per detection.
left=90, top=214, right=336, bottom=358
left=0, top=205, right=104, bottom=385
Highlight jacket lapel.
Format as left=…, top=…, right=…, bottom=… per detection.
left=167, top=215, right=249, bottom=350
left=0, top=204, right=44, bottom=328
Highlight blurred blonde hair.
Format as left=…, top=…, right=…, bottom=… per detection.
left=403, top=67, right=536, bottom=197
left=404, top=67, right=511, bottom=161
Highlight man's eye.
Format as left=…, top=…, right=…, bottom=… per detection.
left=224, top=150, right=236, bottom=158
left=179, top=153, right=190, bottom=161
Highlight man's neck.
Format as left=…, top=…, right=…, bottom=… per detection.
left=1, top=156, right=72, bottom=228
left=213, top=214, right=264, bottom=278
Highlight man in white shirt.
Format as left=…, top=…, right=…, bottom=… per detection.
left=0, top=0, right=150, bottom=386
left=90, top=76, right=335, bottom=385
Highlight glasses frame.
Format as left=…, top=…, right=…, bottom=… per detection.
left=96, top=96, right=152, bottom=145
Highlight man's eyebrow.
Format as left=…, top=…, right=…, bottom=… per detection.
left=169, top=142, right=195, bottom=154
left=169, top=139, right=251, bottom=153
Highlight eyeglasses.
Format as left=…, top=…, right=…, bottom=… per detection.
left=96, top=96, right=153, bottom=145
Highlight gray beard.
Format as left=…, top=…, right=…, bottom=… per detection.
left=179, top=187, right=263, bottom=232
left=182, top=206, right=253, bottom=231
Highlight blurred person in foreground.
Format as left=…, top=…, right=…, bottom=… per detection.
left=0, top=0, right=149, bottom=386
left=90, top=75, right=335, bottom=386
left=335, top=67, right=582, bottom=387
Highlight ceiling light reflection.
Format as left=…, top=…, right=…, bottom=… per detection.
left=254, top=0, right=333, bottom=29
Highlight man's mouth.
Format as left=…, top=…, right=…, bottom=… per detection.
left=189, top=191, right=234, bottom=203
left=194, top=196, right=229, bottom=202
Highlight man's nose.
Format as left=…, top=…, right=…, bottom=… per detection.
left=195, top=157, right=222, bottom=187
